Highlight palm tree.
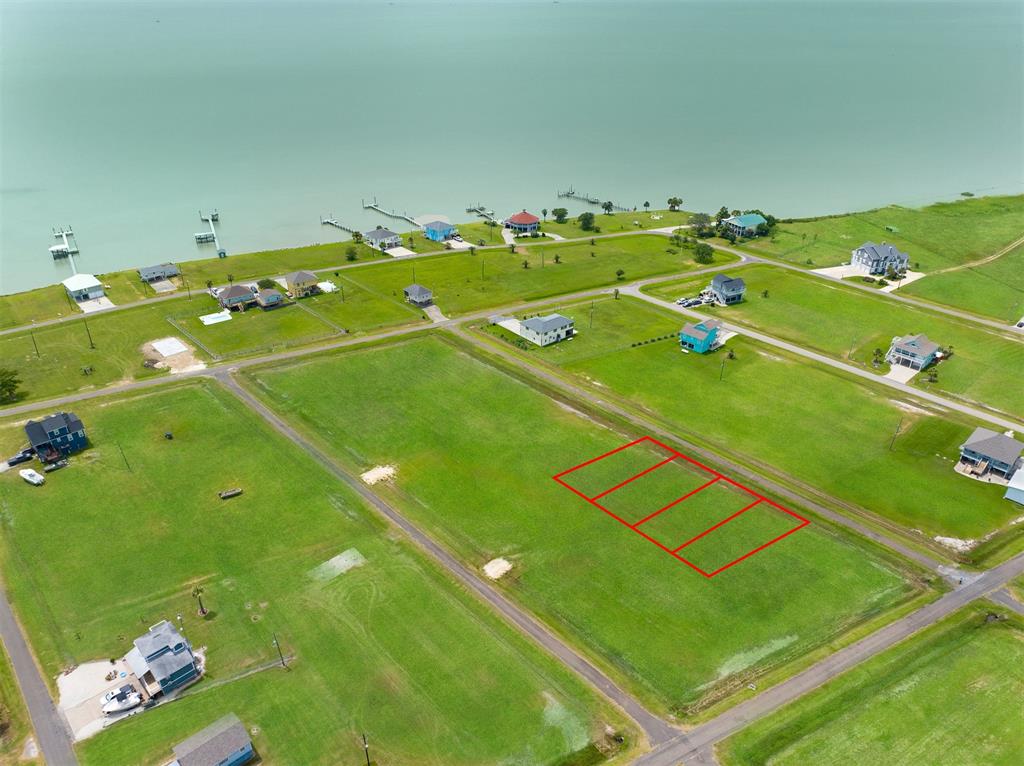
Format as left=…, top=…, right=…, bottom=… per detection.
left=351, top=231, right=363, bottom=245
left=227, top=274, right=234, bottom=284
left=553, top=253, right=561, bottom=264
left=667, top=197, right=683, bottom=211
left=615, top=269, right=625, bottom=280
left=643, top=201, right=651, bottom=213
left=541, top=208, right=548, bottom=221
left=469, top=246, right=476, bottom=257
left=522, top=259, right=529, bottom=269
left=192, top=586, right=207, bottom=616
left=205, top=280, right=213, bottom=290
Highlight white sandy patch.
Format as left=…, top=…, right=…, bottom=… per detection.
left=151, top=337, right=188, bottom=357
left=141, top=338, right=205, bottom=374
left=309, top=548, right=367, bottom=582
left=360, top=465, right=396, bottom=485
left=542, top=692, right=589, bottom=751
left=888, top=399, right=932, bottom=416
left=934, top=536, right=977, bottom=553
left=483, top=558, right=513, bottom=580
left=712, top=635, right=798, bottom=682
left=1011, top=515, right=1024, bottom=526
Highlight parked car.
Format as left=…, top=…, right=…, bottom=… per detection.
left=19, top=469, right=45, bottom=486
left=6, top=449, right=34, bottom=467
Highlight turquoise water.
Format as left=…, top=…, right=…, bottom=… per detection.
left=1, top=0, right=1021, bottom=294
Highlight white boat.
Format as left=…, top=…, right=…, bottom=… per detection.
left=18, top=469, right=44, bottom=486
left=101, top=688, right=142, bottom=715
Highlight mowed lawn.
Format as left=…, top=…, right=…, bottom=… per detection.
left=728, top=195, right=1024, bottom=270
left=720, top=606, right=1024, bottom=766
left=0, top=384, right=626, bottom=766
left=245, top=336, right=917, bottom=716
left=646, top=264, right=1024, bottom=419
left=480, top=297, right=1019, bottom=543
left=901, top=242, right=1024, bottom=322
left=343, top=234, right=736, bottom=317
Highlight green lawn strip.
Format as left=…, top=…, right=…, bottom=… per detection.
left=644, top=264, right=1024, bottom=420
left=0, top=285, right=74, bottom=331
left=723, top=195, right=1024, bottom=271
left=719, top=604, right=1024, bottom=766
left=0, top=639, right=38, bottom=766
left=475, top=295, right=1019, bottom=544
left=0, top=383, right=630, bottom=765
left=539, top=210, right=693, bottom=240
left=901, top=242, right=1024, bottom=323
left=242, top=335, right=918, bottom=718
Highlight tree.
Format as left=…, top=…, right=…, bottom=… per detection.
left=715, top=206, right=730, bottom=223
left=667, top=196, right=683, bottom=211
left=226, top=274, right=234, bottom=284
left=521, top=259, right=529, bottom=269
left=613, top=288, right=620, bottom=300
left=541, top=208, right=548, bottom=221
left=192, top=585, right=208, bottom=616
left=551, top=207, right=569, bottom=224
left=509, top=244, right=516, bottom=253
left=469, top=246, right=476, bottom=257
left=602, top=201, right=614, bottom=215
left=615, top=269, right=625, bottom=280
left=694, top=243, right=714, bottom=264
left=643, top=201, right=650, bottom=213
left=761, top=289, right=770, bottom=298
left=256, top=278, right=277, bottom=290
left=205, top=279, right=213, bottom=290
left=0, top=368, right=23, bottom=404
left=689, top=212, right=714, bottom=237
left=578, top=211, right=596, bottom=231
left=553, top=253, right=561, bottom=264
left=351, top=231, right=363, bottom=245
left=755, top=222, right=771, bottom=236
left=345, top=246, right=358, bottom=261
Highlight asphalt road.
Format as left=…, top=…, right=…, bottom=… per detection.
left=215, top=372, right=681, bottom=747
left=622, top=286, right=1024, bottom=432
left=0, top=594, right=78, bottom=765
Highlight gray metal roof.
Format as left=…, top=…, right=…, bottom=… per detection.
left=220, top=284, right=252, bottom=300
left=258, top=288, right=282, bottom=299
left=138, top=263, right=180, bottom=279
left=855, top=242, right=909, bottom=262
left=892, top=333, right=939, bottom=358
left=961, top=427, right=1024, bottom=466
left=522, top=313, right=573, bottom=333
left=404, top=284, right=432, bottom=301
left=24, top=412, right=83, bottom=447
left=711, top=274, right=745, bottom=292
left=680, top=321, right=711, bottom=342
left=147, top=648, right=195, bottom=682
left=173, top=713, right=251, bottom=766
left=134, top=620, right=188, bottom=660
left=284, top=270, right=317, bottom=283
left=364, top=227, right=399, bottom=241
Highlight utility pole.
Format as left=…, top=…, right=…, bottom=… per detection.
left=117, top=442, right=133, bottom=472
left=83, top=317, right=95, bottom=349
left=720, top=356, right=727, bottom=381
left=340, top=283, right=345, bottom=303
left=589, top=300, right=594, bottom=329
left=888, top=416, right=905, bottom=451
left=30, top=331, right=40, bottom=358
left=273, top=633, right=286, bottom=668
left=363, top=734, right=371, bottom=766
left=183, top=272, right=192, bottom=300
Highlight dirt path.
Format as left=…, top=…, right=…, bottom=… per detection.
left=930, top=232, right=1024, bottom=275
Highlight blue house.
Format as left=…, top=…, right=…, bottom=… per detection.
left=959, top=427, right=1023, bottom=480
left=679, top=319, right=722, bottom=353
left=24, top=412, right=87, bottom=463
left=722, top=213, right=767, bottom=238
left=886, top=333, right=939, bottom=371
left=126, top=620, right=200, bottom=697
left=423, top=220, right=455, bottom=242
left=172, top=713, right=254, bottom=766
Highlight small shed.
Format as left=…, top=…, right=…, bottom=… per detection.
left=404, top=284, right=433, bottom=307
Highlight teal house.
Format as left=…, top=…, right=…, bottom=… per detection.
left=423, top=220, right=455, bottom=242
left=680, top=319, right=722, bottom=353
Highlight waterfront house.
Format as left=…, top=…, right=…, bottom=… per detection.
left=125, top=620, right=200, bottom=697
left=403, top=284, right=433, bottom=307
left=722, top=213, right=767, bottom=238
left=709, top=274, right=746, bottom=305
left=24, top=412, right=87, bottom=463
left=521, top=313, right=574, bottom=346
left=255, top=288, right=284, bottom=309
left=959, top=427, right=1023, bottom=480
left=138, top=263, right=181, bottom=282
left=218, top=284, right=256, bottom=310
left=61, top=273, right=105, bottom=302
left=172, top=713, right=254, bottom=766
left=886, top=333, right=939, bottom=370
left=504, top=210, right=540, bottom=234
left=283, top=270, right=319, bottom=298
left=364, top=226, right=402, bottom=251
left=423, top=220, right=456, bottom=242
left=851, top=242, right=909, bottom=275
left=679, top=319, right=722, bottom=353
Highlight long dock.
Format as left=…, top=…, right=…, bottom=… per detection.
left=195, top=210, right=226, bottom=257
left=362, top=197, right=420, bottom=228
left=320, top=216, right=358, bottom=234
left=466, top=204, right=496, bottom=223
left=557, top=187, right=631, bottom=212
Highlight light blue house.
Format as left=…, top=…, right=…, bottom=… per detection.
left=679, top=319, right=722, bottom=353
left=172, top=713, right=254, bottom=766
left=126, top=620, right=200, bottom=697
left=722, top=213, right=767, bottom=238
left=886, top=333, right=939, bottom=371
left=423, top=220, right=455, bottom=242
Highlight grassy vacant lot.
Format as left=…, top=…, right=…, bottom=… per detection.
left=245, top=336, right=918, bottom=717
left=645, top=265, right=1024, bottom=419
left=902, top=242, right=1024, bottom=322
left=720, top=605, right=1024, bottom=766
left=344, top=234, right=736, bottom=317
left=0, top=384, right=627, bottom=766
left=727, top=195, right=1024, bottom=271
left=475, top=296, right=1020, bottom=546
left=0, top=641, right=37, bottom=766
left=540, top=209, right=693, bottom=239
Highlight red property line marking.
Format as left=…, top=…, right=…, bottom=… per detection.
left=700, top=518, right=811, bottom=577
left=590, top=455, right=676, bottom=500
left=632, top=476, right=721, bottom=527
left=551, top=436, right=655, bottom=480
left=674, top=499, right=763, bottom=552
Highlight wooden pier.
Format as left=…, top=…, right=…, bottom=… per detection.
left=320, top=216, right=358, bottom=235
left=362, top=197, right=420, bottom=228
left=49, top=227, right=79, bottom=259
left=466, top=204, right=496, bottom=223
left=195, top=210, right=226, bottom=257
left=557, top=187, right=631, bottom=212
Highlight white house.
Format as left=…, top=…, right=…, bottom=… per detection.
left=364, top=226, right=402, bottom=251
left=520, top=314, right=575, bottom=347
left=61, top=273, right=105, bottom=302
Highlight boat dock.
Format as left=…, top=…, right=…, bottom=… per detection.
left=466, top=204, right=496, bottom=222
left=49, top=227, right=80, bottom=259
left=557, top=187, right=631, bottom=212
left=195, top=210, right=226, bottom=257
left=362, top=197, right=420, bottom=228
left=320, top=216, right=358, bottom=234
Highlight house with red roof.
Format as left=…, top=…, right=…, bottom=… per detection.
left=504, top=210, right=540, bottom=234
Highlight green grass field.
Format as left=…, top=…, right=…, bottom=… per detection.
left=719, top=605, right=1024, bottom=766
left=0, top=384, right=629, bottom=766
left=0, top=641, right=37, bottom=766
left=901, top=243, right=1024, bottom=322
left=727, top=195, right=1024, bottom=271
left=244, top=335, right=919, bottom=717
left=473, top=296, right=1020, bottom=544
left=539, top=209, right=692, bottom=239
left=645, top=265, right=1024, bottom=418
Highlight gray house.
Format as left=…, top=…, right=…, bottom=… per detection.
left=172, top=713, right=254, bottom=766
left=403, top=284, right=433, bottom=307
left=125, top=620, right=200, bottom=697
left=364, top=226, right=402, bottom=251
left=138, top=263, right=181, bottom=282
left=958, top=427, right=1023, bottom=479
left=709, top=274, right=746, bottom=305
left=218, top=284, right=256, bottom=310
left=521, top=314, right=575, bottom=347
left=886, top=333, right=939, bottom=370
left=851, top=242, right=909, bottom=275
